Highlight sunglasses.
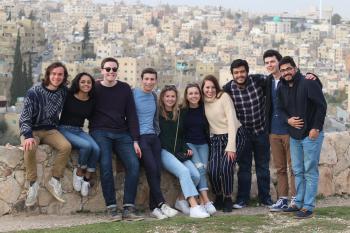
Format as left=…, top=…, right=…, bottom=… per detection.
left=103, top=67, right=118, bottom=73
left=164, top=84, right=177, bottom=91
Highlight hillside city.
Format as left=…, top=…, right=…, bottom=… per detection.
left=0, top=0, right=349, bottom=144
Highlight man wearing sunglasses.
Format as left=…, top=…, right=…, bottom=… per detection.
left=89, top=57, right=143, bottom=221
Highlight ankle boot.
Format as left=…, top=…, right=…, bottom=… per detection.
left=223, top=197, right=233, bottom=212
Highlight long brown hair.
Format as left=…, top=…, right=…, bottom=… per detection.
left=42, top=62, right=68, bottom=87
left=181, top=82, right=203, bottom=109
left=201, top=75, right=224, bottom=99
left=159, top=85, right=179, bottom=121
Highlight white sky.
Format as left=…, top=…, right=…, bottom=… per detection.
left=94, top=0, right=349, bottom=19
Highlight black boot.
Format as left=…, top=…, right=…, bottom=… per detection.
left=223, top=197, right=233, bottom=212
left=213, top=194, right=223, bottom=210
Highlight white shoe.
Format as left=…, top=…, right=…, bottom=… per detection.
left=46, top=177, right=65, bottom=203
left=290, top=196, right=296, bottom=207
left=175, top=199, right=190, bottom=215
left=160, top=203, right=178, bottom=217
left=151, top=208, right=168, bottom=220
left=73, top=168, right=83, bottom=192
left=81, top=180, right=90, bottom=197
left=25, top=181, right=39, bottom=207
left=190, top=205, right=210, bottom=218
left=204, top=202, right=217, bottom=215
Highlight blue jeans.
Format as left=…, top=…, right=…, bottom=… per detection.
left=290, top=131, right=324, bottom=211
left=237, top=130, right=271, bottom=203
left=90, top=130, right=140, bottom=208
left=58, top=125, right=100, bottom=172
left=161, top=149, right=199, bottom=199
left=187, top=143, right=209, bottom=191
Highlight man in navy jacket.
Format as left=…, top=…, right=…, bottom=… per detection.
left=277, top=56, right=327, bottom=219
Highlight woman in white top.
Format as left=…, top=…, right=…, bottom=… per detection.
left=201, top=75, right=245, bottom=212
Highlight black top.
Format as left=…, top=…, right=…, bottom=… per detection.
left=183, top=105, right=209, bottom=144
left=59, top=92, right=94, bottom=128
left=277, top=71, right=327, bottom=140
left=89, top=81, right=140, bottom=141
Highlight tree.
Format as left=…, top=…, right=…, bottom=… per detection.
left=331, top=13, right=342, bottom=25
left=81, top=22, right=96, bottom=59
left=26, top=54, right=33, bottom=88
left=10, top=31, right=24, bottom=105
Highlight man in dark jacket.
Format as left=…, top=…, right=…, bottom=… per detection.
left=277, top=56, right=327, bottom=219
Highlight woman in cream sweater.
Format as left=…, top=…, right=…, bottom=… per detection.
left=201, top=75, right=245, bottom=212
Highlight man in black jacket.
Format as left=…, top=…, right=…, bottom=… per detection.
left=277, top=56, right=327, bottom=219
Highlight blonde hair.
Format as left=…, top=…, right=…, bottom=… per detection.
left=159, top=85, right=179, bottom=120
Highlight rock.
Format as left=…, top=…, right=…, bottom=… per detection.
left=38, top=188, right=53, bottom=206
left=59, top=193, right=82, bottom=214
left=0, top=177, right=21, bottom=204
left=0, top=146, right=22, bottom=168
left=318, top=166, right=335, bottom=196
left=14, top=170, right=25, bottom=187
left=61, top=168, right=73, bottom=193
left=83, top=184, right=105, bottom=212
left=0, top=199, right=10, bottom=216
left=334, top=168, right=350, bottom=195
left=35, top=148, right=47, bottom=163
left=0, top=164, right=12, bottom=178
left=319, top=137, right=337, bottom=165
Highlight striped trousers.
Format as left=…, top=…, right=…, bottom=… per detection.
left=208, top=127, right=246, bottom=196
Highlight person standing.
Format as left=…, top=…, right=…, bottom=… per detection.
left=263, top=50, right=296, bottom=211
left=277, top=56, right=326, bottom=219
left=133, top=68, right=178, bottom=219
left=20, top=62, right=72, bottom=207
left=202, top=75, right=245, bottom=212
left=59, top=72, right=100, bottom=197
left=89, top=57, right=143, bottom=221
left=223, top=59, right=273, bottom=209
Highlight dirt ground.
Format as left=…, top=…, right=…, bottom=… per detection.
left=0, top=196, right=349, bottom=233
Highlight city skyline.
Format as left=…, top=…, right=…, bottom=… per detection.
left=94, top=0, right=349, bottom=19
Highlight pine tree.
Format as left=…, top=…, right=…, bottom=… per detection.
left=9, top=31, right=24, bottom=105
left=81, top=22, right=95, bottom=59
left=27, top=54, right=33, bottom=88
left=82, top=22, right=90, bottom=50
left=28, top=10, right=35, bottom=21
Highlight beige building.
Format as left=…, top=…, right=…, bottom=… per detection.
left=53, top=41, right=82, bottom=62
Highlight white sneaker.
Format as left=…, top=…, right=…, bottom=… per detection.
left=73, top=168, right=83, bottom=192
left=290, top=196, right=296, bottom=207
left=160, top=203, right=178, bottom=217
left=25, top=181, right=39, bottom=207
left=81, top=180, right=90, bottom=197
left=190, top=205, right=210, bottom=218
left=204, top=202, right=217, bottom=215
left=151, top=208, right=168, bottom=220
left=175, top=199, right=190, bottom=215
left=46, top=177, right=65, bottom=203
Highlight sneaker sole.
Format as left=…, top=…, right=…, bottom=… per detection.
left=25, top=201, right=37, bottom=207
left=270, top=208, right=287, bottom=212
left=109, top=217, right=122, bottom=222
left=46, top=185, right=66, bottom=203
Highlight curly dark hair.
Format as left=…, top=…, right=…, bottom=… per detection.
left=69, top=72, right=95, bottom=98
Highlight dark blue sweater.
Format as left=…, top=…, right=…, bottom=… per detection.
left=277, top=71, right=327, bottom=140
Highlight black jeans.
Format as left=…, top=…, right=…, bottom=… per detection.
left=139, top=134, right=165, bottom=210
left=236, top=129, right=271, bottom=203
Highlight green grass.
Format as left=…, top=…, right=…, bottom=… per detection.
left=18, top=207, right=350, bottom=233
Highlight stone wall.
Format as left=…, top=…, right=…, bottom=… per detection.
left=0, top=132, right=349, bottom=216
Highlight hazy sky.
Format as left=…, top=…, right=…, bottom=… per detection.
left=94, top=0, right=349, bottom=19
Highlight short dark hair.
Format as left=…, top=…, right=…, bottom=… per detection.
left=69, top=72, right=95, bottom=97
left=100, top=57, right=119, bottom=70
left=42, top=62, right=68, bottom=87
left=263, top=49, right=282, bottom=62
left=141, top=67, right=157, bottom=79
left=230, top=59, right=249, bottom=74
left=279, top=56, right=297, bottom=69
left=201, top=75, right=223, bottom=99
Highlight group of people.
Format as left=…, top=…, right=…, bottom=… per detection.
left=19, top=49, right=327, bottom=221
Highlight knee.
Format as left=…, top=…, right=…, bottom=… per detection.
left=59, top=141, right=72, bottom=154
